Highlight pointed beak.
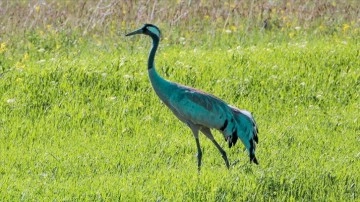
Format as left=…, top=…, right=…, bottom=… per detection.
left=125, top=28, right=143, bottom=36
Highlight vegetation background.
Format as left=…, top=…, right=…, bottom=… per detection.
left=0, top=0, right=359, bottom=201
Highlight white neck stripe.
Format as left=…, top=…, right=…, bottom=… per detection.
left=147, top=27, right=160, bottom=38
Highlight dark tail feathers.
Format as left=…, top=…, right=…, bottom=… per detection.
left=227, top=131, right=238, bottom=148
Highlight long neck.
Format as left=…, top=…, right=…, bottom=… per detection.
left=147, top=35, right=173, bottom=104
left=148, top=36, right=159, bottom=70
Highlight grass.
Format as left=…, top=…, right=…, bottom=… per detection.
left=1, top=0, right=360, bottom=201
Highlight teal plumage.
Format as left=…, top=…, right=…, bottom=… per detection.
left=126, top=24, right=259, bottom=170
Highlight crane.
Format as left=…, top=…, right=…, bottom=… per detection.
left=126, top=24, right=259, bottom=170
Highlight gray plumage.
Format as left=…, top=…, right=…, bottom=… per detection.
left=126, top=24, right=259, bottom=170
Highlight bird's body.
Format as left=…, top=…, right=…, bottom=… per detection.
left=126, top=24, right=259, bottom=170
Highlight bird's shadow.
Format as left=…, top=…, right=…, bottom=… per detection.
left=230, top=159, right=255, bottom=174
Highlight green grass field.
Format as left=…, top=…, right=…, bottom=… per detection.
left=1, top=0, right=359, bottom=201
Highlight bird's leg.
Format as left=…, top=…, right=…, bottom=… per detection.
left=212, top=139, right=230, bottom=169
left=190, top=127, right=202, bottom=171
left=195, top=137, right=202, bottom=171
left=201, top=128, right=230, bottom=169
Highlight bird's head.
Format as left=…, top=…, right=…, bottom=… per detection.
left=125, top=24, right=161, bottom=39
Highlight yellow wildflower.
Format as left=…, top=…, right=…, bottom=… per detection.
left=15, top=62, right=25, bottom=69
left=56, top=43, right=61, bottom=50
left=0, top=42, right=7, bottom=53
left=318, top=24, right=325, bottom=31
left=342, top=24, right=350, bottom=32
left=35, top=5, right=40, bottom=13
left=16, top=78, right=23, bottom=83
left=230, top=25, right=237, bottom=32
left=289, top=32, right=295, bottom=38
left=23, top=53, right=29, bottom=60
